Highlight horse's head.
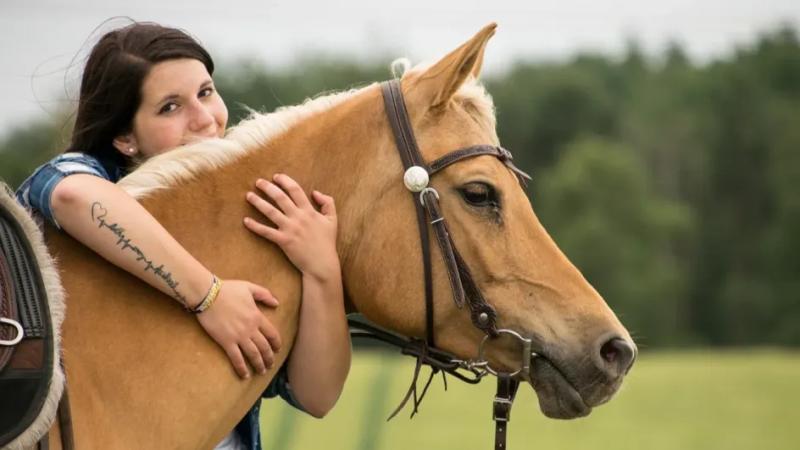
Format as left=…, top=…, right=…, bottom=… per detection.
left=343, top=23, right=635, bottom=419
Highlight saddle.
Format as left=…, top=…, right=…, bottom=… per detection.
left=0, top=184, right=65, bottom=450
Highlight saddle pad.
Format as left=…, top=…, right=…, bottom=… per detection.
left=0, top=185, right=65, bottom=450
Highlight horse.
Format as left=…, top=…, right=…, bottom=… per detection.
left=9, top=23, right=635, bottom=449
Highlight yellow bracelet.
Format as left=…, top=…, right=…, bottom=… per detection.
left=190, top=275, right=222, bottom=314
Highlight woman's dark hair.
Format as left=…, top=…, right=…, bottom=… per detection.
left=67, top=21, right=214, bottom=173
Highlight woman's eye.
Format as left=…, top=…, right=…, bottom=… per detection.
left=199, top=87, right=214, bottom=98
left=159, top=102, right=178, bottom=114
left=459, top=182, right=498, bottom=208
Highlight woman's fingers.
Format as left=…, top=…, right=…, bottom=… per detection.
left=197, top=280, right=285, bottom=379
left=252, top=334, right=275, bottom=372
left=249, top=282, right=279, bottom=308
left=313, top=190, right=336, bottom=217
left=256, top=178, right=297, bottom=214
left=246, top=282, right=282, bottom=351
left=241, top=340, right=266, bottom=375
left=273, top=173, right=312, bottom=210
left=246, top=191, right=287, bottom=227
left=259, top=317, right=282, bottom=354
left=224, top=344, right=250, bottom=379
left=243, top=217, right=283, bottom=243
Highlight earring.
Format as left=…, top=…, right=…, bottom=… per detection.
left=127, top=147, right=136, bottom=155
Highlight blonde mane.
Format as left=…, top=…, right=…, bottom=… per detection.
left=118, top=66, right=496, bottom=199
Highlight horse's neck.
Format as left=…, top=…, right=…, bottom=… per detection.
left=136, top=85, right=395, bottom=320
left=46, top=87, right=400, bottom=449
left=205, top=88, right=397, bottom=273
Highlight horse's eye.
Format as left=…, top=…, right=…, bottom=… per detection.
left=459, top=182, right=499, bottom=208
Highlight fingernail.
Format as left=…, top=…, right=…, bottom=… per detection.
left=259, top=368, right=267, bottom=375
left=244, top=373, right=251, bottom=379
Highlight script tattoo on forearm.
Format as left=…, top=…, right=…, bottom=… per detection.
left=91, top=201, right=187, bottom=304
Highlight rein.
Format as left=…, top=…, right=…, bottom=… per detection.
left=348, top=79, right=534, bottom=450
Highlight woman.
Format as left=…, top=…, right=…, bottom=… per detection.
left=15, top=21, right=351, bottom=450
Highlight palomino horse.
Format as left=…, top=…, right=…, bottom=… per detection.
left=27, top=23, right=634, bottom=449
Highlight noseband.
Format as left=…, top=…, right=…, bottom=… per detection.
left=349, top=79, right=534, bottom=450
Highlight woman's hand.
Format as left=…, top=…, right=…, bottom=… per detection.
left=244, top=174, right=349, bottom=416
left=243, top=173, right=339, bottom=281
left=195, top=279, right=281, bottom=379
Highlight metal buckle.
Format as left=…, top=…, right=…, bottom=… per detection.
left=0, top=317, right=24, bottom=346
left=419, top=187, right=440, bottom=207
left=492, top=396, right=513, bottom=422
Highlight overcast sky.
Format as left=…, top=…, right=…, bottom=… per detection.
left=1, top=0, right=798, bottom=139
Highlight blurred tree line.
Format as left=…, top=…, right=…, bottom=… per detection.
left=1, top=26, right=798, bottom=347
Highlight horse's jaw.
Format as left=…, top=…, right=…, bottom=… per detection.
left=527, top=355, right=592, bottom=419
left=526, top=349, right=631, bottom=419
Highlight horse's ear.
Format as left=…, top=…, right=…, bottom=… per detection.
left=408, top=22, right=496, bottom=109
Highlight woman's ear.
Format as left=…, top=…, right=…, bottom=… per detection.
left=112, top=134, right=139, bottom=157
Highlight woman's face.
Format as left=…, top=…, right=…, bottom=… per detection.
left=115, top=58, right=228, bottom=159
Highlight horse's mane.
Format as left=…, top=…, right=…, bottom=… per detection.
left=118, top=66, right=495, bottom=200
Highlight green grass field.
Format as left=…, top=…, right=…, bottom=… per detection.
left=260, top=349, right=800, bottom=449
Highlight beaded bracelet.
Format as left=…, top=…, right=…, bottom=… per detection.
left=190, top=275, right=222, bottom=314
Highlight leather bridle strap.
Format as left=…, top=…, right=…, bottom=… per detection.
left=381, top=79, right=438, bottom=344
left=493, top=373, right=520, bottom=450
left=429, top=144, right=531, bottom=187
left=381, top=79, right=509, bottom=342
left=379, top=78, right=532, bottom=450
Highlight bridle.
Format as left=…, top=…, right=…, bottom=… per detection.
left=348, top=79, right=535, bottom=450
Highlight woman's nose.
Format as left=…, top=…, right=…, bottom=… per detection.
left=189, top=100, right=215, bottom=131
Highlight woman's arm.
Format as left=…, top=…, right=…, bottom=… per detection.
left=244, top=174, right=351, bottom=417
left=53, top=174, right=211, bottom=303
left=51, top=174, right=281, bottom=378
left=287, top=264, right=350, bottom=418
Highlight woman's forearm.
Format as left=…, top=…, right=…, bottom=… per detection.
left=286, top=265, right=351, bottom=418
left=50, top=174, right=282, bottom=378
left=51, top=174, right=212, bottom=307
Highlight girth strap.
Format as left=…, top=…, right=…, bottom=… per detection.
left=57, top=385, right=75, bottom=449
left=37, top=433, right=48, bottom=450
left=35, top=387, right=75, bottom=450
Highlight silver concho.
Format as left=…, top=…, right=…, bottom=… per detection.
left=403, top=166, right=429, bottom=192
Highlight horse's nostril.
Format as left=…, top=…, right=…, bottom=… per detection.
left=599, top=338, right=636, bottom=378
left=600, top=340, right=619, bottom=363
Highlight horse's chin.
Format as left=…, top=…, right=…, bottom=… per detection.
left=527, top=356, right=592, bottom=419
